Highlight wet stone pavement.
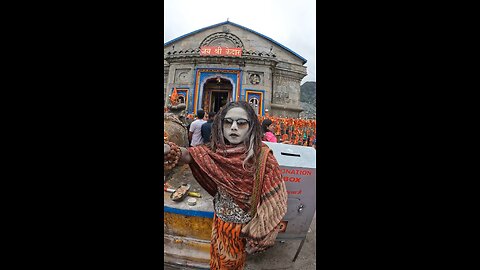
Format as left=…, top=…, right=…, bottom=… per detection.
left=164, top=212, right=316, bottom=270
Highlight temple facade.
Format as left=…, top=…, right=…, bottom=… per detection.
left=164, top=21, right=307, bottom=117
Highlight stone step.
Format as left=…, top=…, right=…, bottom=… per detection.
left=164, top=234, right=210, bottom=269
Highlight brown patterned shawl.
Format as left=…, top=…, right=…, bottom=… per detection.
left=188, top=143, right=288, bottom=252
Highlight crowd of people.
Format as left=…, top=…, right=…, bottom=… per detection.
left=186, top=109, right=316, bottom=149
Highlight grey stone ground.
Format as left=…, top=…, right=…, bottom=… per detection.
left=164, top=212, right=316, bottom=270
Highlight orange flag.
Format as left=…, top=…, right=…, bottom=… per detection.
left=170, top=88, right=179, bottom=106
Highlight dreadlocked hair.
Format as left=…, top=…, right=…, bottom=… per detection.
left=210, top=101, right=262, bottom=171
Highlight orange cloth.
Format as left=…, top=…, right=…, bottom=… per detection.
left=170, top=88, right=178, bottom=105
left=188, top=144, right=287, bottom=253
left=210, top=213, right=246, bottom=269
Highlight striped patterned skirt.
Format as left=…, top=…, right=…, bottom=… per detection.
left=210, top=213, right=247, bottom=270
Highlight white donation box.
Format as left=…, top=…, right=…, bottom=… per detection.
left=263, top=142, right=316, bottom=240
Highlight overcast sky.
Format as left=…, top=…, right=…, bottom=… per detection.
left=164, top=0, right=316, bottom=84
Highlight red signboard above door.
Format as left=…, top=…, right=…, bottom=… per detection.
left=200, top=46, right=242, bottom=57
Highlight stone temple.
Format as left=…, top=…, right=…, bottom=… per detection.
left=164, top=21, right=307, bottom=117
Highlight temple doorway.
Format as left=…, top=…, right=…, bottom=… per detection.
left=202, top=77, right=233, bottom=113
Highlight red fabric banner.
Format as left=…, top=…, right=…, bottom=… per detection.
left=200, top=46, right=242, bottom=57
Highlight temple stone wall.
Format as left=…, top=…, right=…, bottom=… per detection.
left=164, top=24, right=305, bottom=66
left=164, top=22, right=307, bottom=117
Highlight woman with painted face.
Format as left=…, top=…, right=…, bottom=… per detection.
left=164, top=101, right=287, bottom=270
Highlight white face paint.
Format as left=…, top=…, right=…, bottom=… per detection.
left=223, top=107, right=250, bottom=145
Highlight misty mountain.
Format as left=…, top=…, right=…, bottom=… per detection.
left=299, top=81, right=316, bottom=118
left=300, top=81, right=316, bottom=104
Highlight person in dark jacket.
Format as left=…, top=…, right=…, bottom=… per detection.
left=201, top=111, right=216, bottom=143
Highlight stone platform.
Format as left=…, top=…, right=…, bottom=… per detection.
left=164, top=164, right=214, bottom=269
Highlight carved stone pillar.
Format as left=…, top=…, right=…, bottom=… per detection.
left=271, top=62, right=307, bottom=117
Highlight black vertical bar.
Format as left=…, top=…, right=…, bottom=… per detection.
left=292, top=236, right=307, bottom=262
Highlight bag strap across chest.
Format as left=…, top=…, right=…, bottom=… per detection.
left=249, top=146, right=271, bottom=217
